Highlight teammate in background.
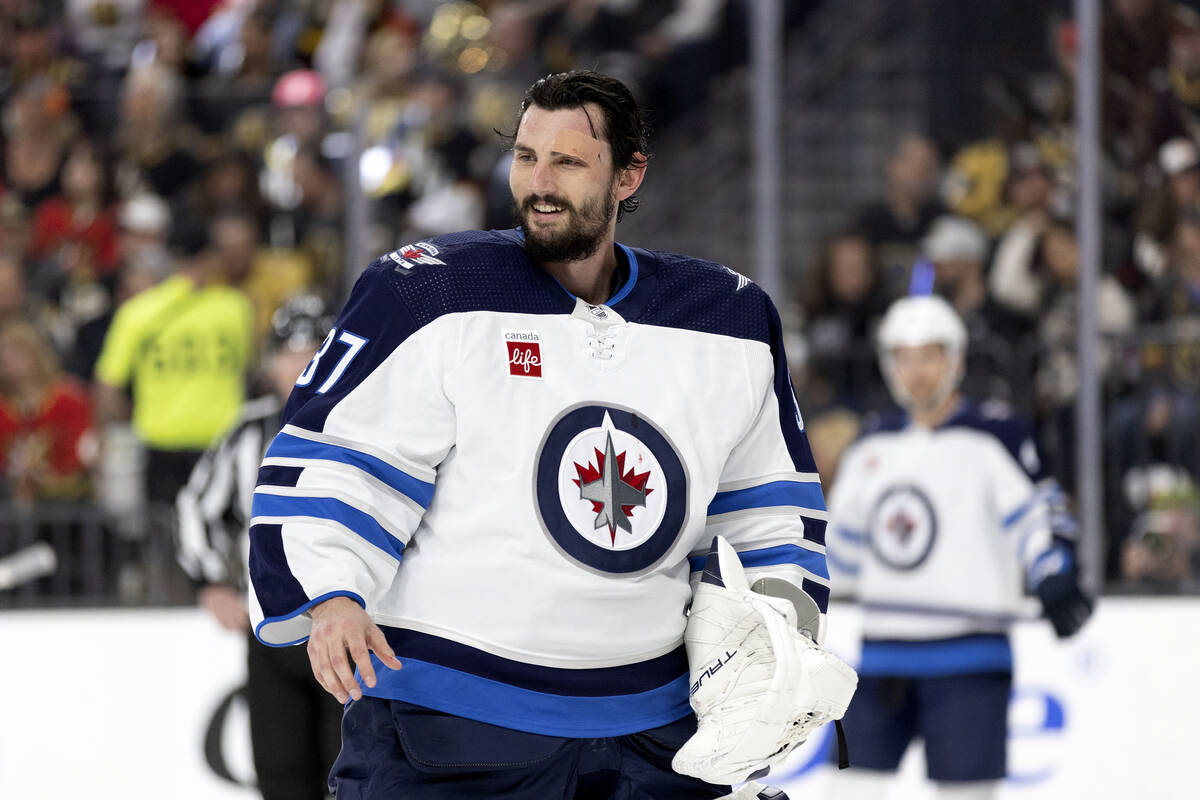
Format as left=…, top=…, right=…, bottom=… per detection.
left=825, top=295, right=1093, bottom=800
left=247, top=71, right=855, bottom=800
left=176, top=296, right=342, bottom=800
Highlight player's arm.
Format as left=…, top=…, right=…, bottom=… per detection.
left=675, top=298, right=856, bottom=784
left=248, top=261, right=455, bottom=701
left=989, top=422, right=1092, bottom=638
left=688, top=302, right=830, bottom=639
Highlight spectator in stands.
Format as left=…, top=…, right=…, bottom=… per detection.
left=0, top=318, right=93, bottom=506
left=0, top=251, right=64, bottom=353
left=67, top=197, right=173, bottom=381
left=2, top=81, right=75, bottom=209
left=190, top=9, right=277, bottom=137
left=270, top=69, right=328, bottom=153
left=115, top=63, right=201, bottom=204
left=397, top=71, right=486, bottom=241
left=628, top=0, right=728, bottom=125
left=1030, top=220, right=1136, bottom=485
left=62, top=0, right=145, bottom=76
left=93, top=237, right=254, bottom=510
left=1161, top=5, right=1200, bottom=143
left=0, top=196, right=32, bottom=258
left=922, top=215, right=1028, bottom=403
left=856, top=132, right=944, bottom=290
left=1118, top=465, right=1200, bottom=585
left=288, top=147, right=344, bottom=294
left=799, top=229, right=892, bottom=412
left=1139, top=213, right=1200, bottom=326
left=174, top=150, right=266, bottom=255
left=1103, top=0, right=1174, bottom=171
left=29, top=138, right=119, bottom=279
left=258, top=70, right=331, bottom=230
left=211, top=211, right=312, bottom=345
left=1133, top=137, right=1200, bottom=283
left=987, top=143, right=1070, bottom=318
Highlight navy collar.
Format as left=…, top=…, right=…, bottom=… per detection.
left=507, top=227, right=651, bottom=315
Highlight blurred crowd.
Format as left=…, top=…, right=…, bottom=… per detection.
left=0, top=0, right=1196, bottom=602
left=793, top=0, right=1200, bottom=587
left=0, top=0, right=748, bottom=600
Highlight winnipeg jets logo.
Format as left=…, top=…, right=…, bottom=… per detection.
left=886, top=509, right=916, bottom=546
left=868, top=484, right=937, bottom=571
left=574, top=431, right=653, bottom=544
left=388, top=241, right=444, bottom=274
left=535, top=404, right=688, bottom=574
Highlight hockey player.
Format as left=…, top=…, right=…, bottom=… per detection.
left=825, top=294, right=1093, bottom=799
left=176, top=295, right=342, bottom=800
left=246, top=70, right=855, bottom=799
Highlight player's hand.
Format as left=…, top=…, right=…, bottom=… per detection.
left=307, top=596, right=402, bottom=703
left=199, top=585, right=251, bottom=632
left=1036, top=570, right=1094, bottom=639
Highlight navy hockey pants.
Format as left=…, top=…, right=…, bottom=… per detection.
left=329, top=697, right=731, bottom=799
left=834, top=671, right=1012, bottom=782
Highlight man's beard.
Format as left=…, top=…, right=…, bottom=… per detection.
left=515, top=188, right=616, bottom=264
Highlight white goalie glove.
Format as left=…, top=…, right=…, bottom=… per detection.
left=672, top=535, right=858, bottom=785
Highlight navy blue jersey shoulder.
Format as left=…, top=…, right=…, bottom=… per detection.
left=379, top=229, right=575, bottom=325
left=633, top=249, right=773, bottom=344
left=942, top=400, right=1044, bottom=481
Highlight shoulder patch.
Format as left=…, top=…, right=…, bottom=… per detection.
left=387, top=242, right=445, bottom=274
left=722, top=265, right=752, bottom=292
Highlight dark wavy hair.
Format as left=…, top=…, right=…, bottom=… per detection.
left=508, top=70, right=651, bottom=218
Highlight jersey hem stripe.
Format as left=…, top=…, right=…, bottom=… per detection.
left=361, top=656, right=692, bottom=737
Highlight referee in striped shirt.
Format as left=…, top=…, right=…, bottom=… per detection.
left=176, top=294, right=342, bottom=800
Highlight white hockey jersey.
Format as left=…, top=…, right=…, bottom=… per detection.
left=248, top=230, right=829, bottom=736
left=826, top=401, right=1068, bottom=677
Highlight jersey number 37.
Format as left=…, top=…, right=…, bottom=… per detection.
left=295, top=328, right=368, bottom=395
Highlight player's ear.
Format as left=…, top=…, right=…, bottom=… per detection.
left=615, top=153, right=647, bottom=202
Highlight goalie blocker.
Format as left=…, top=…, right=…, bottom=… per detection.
left=673, top=536, right=858, bottom=785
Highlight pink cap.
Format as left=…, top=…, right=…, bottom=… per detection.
left=272, top=70, right=326, bottom=108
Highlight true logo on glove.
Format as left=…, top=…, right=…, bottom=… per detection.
left=690, top=649, right=738, bottom=697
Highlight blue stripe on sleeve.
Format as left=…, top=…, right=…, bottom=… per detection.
left=833, top=525, right=867, bottom=545
left=1002, top=497, right=1038, bottom=529
left=688, top=543, right=829, bottom=580
left=825, top=545, right=860, bottom=576
left=707, top=480, right=827, bottom=516
left=251, top=493, right=407, bottom=559
left=265, top=432, right=434, bottom=508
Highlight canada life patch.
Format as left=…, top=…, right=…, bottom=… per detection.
left=504, top=329, right=542, bottom=378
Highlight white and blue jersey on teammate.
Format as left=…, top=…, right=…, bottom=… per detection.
left=825, top=296, right=1090, bottom=790
left=246, top=229, right=830, bottom=747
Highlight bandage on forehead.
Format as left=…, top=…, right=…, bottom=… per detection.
left=552, top=128, right=604, bottom=164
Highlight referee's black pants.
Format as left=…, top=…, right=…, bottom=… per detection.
left=247, top=635, right=344, bottom=800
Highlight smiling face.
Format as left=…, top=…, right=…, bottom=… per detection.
left=509, top=103, right=633, bottom=264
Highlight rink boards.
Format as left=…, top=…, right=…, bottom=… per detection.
left=0, top=598, right=1196, bottom=799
